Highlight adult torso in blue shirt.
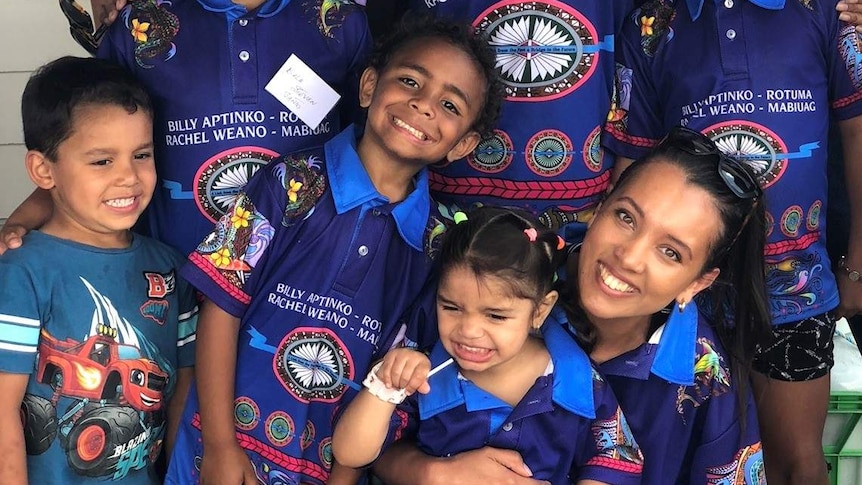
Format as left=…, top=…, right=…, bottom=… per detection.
left=98, top=0, right=372, bottom=254
left=0, top=232, right=197, bottom=485
left=407, top=0, right=635, bottom=243
left=169, top=127, right=441, bottom=484
left=596, top=310, right=764, bottom=484
left=603, top=0, right=862, bottom=323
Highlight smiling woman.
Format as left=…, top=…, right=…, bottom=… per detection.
left=563, top=126, right=772, bottom=484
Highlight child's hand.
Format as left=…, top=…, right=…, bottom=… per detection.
left=0, top=223, right=26, bottom=255
left=376, top=348, right=432, bottom=395
left=199, top=442, right=259, bottom=485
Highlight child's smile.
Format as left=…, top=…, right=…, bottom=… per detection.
left=358, top=37, right=485, bottom=168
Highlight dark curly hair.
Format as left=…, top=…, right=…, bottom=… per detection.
left=22, top=56, right=152, bottom=161
left=366, top=13, right=504, bottom=140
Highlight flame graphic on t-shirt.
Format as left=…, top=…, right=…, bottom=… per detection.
left=74, top=362, right=103, bottom=390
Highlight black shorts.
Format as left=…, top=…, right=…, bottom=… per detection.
left=752, top=311, right=837, bottom=381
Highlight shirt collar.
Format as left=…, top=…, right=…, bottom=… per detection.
left=418, top=307, right=596, bottom=420
left=685, top=0, right=785, bottom=21
left=649, top=301, right=698, bottom=385
left=196, top=0, right=291, bottom=21
left=599, top=303, right=699, bottom=385
left=325, top=126, right=431, bottom=252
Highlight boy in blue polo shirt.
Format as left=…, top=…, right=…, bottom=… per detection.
left=603, top=2, right=862, bottom=482
left=165, top=16, right=503, bottom=485
left=0, top=56, right=198, bottom=485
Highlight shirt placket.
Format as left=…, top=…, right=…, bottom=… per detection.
left=333, top=208, right=389, bottom=298
left=716, top=0, right=750, bottom=79
left=230, top=15, right=259, bottom=104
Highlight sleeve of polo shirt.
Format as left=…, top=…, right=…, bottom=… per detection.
left=823, top=3, right=862, bottom=120
left=0, top=262, right=43, bottom=375
left=684, top=378, right=764, bottom=483
left=180, top=159, right=288, bottom=318
left=602, top=9, right=667, bottom=160
left=174, top=273, right=199, bottom=368
left=575, top=372, right=644, bottom=485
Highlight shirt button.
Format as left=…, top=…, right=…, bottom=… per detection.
left=726, top=29, right=736, bottom=40
left=372, top=209, right=382, bottom=217
left=358, top=245, right=369, bottom=256
left=502, top=422, right=513, bottom=432
left=724, top=0, right=733, bottom=7
left=239, top=50, right=250, bottom=62
left=238, top=19, right=248, bottom=26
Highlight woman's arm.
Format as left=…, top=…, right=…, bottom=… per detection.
left=373, top=441, right=546, bottom=485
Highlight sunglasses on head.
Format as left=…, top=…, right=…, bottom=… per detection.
left=59, top=0, right=109, bottom=55
left=657, top=126, right=762, bottom=200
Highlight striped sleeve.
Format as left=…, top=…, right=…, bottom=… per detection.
left=0, top=262, right=42, bottom=373
left=175, top=278, right=200, bottom=368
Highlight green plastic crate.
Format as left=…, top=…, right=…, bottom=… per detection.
left=823, top=392, right=862, bottom=485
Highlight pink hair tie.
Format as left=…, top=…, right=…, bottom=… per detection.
left=524, top=228, right=538, bottom=242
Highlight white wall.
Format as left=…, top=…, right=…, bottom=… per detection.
left=0, top=1, right=90, bottom=218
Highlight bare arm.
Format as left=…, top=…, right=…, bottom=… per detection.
left=0, top=188, right=52, bottom=254
left=373, top=441, right=547, bottom=485
left=333, top=348, right=431, bottom=467
left=0, top=372, right=30, bottom=485
left=332, top=389, right=397, bottom=467
left=165, top=366, right=193, bottom=458
left=837, top=116, right=862, bottom=318
left=195, top=299, right=257, bottom=485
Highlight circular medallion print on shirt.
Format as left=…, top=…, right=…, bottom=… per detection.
left=781, top=205, right=804, bottom=238
left=301, top=421, right=315, bottom=450
left=233, top=396, right=260, bottom=431
left=274, top=327, right=353, bottom=403
left=807, top=200, right=821, bottom=231
left=468, top=129, right=514, bottom=173
left=319, top=437, right=333, bottom=470
left=194, top=147, right=279, bottom=223
left=265, top=411, right=295, bottom=447
left=582, top=125, right=603, bottom=172
left=703, top=122, right=787, bottom=189
left=475, top=0, right=599, bottom=101
left=526, top=129, right=573, bottom=177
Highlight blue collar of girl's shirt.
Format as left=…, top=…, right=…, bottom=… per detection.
left=685, top=0, right=784, bottom=21
left=418, top=307, right=596, bottom=420
left=196, top=0, right=291, bottom=22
